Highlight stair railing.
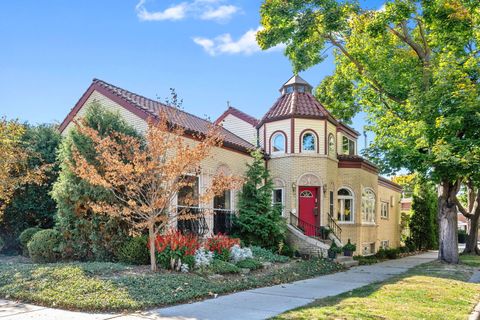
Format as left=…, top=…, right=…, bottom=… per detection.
left=289, top=212, right=329, bottom=240
left=327, top=212, right=342, bottom=242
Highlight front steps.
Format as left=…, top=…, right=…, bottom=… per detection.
left=335, top=255, right=359, bottom=268
left=286, top=224, right=329, bottom=258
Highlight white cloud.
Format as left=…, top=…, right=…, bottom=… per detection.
left=136, top=1, right=188, bottom=21
left=136, top=0, right=239, bottom=22
left=193, top=27, right=285, bottom=56
left=200, top=5, right=239, bottom=22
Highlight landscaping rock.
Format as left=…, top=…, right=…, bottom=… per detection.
left=208, top=274, right=225, bottom=280
left=239, top=268, right=250, bottom=275
left=261, top=262, right=273, bottom=269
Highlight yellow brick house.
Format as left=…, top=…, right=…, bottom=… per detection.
left=60, top=75, right=402, bottom=256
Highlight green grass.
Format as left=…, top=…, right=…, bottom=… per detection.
left=0, top=258, right=343, bottom=312
left=460, top=254, right=480, bottom=267
left=274, top=256, right=480, bottom=320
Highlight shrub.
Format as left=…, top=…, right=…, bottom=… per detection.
left=209, top=259, right=241, bottom=274
left=117, top=236, right=149, bottom=265
left=236, top=258, right=263, bottom=270
left=0, top=236, right=4, bottom=252
left=230, top=245, right=253, bottom=263
left=27, top=229, right=62, bottom=263
left=376, top=248, right=399, bottom=260
left=232, top=150, right=287, bottom=250
left=194, top=248, right=214, bottom=269
left=52, top=103, right=136, bottom=261
left=154, top=230, right=200, bottom=270
left=19, top=227, right=42, bottom=255
left=251, top=246, right=289, bottom=263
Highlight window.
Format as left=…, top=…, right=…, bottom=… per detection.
left=286, top=86, right=294, bottom=94
left=362, top=242, right=375, bottom=255
left=337, top=188, right=354, bottom=222
left=302, top=132, right=316, bottom=152
left=380, top=240, right=389, bottom=249
left=272, top=188, right=284, bottom=214
left=177, top=176, right=199, bottom=207
left=381, top=201, right=389, bottom=219
left=214, top=190, right=231, bottom=210
left=362, top=188, right=376, bottom=223
left=342, top=136, right=356, bottom=155
left=272, top=133, right=286, bottom=153
left=300, top=190, right=313, bottom=198
left=297, top=85, right=305, bottom=93
left=328, top=134, right=335, bottom=155
left=329, top=191, right=334, bottom=215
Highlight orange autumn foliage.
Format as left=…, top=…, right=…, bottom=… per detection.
left=69, top=108, right=243, bottom=271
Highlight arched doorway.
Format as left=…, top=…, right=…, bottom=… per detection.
left=297, top=173, right=322, bottom=236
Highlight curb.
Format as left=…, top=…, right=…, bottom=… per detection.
left=469, top=301, right=480, bottom=320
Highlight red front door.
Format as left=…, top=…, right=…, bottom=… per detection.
left=298, top=186, right=318, bottom=236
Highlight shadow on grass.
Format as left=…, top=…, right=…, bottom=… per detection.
left=275, top=259, right=480, bottom=320
left=0, top=258, right=344, bottom=312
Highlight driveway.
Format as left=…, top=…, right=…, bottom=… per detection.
left=0, top=251, right=438, bottom=320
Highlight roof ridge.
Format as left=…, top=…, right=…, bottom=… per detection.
left=93, top=78, right=217, bottom=127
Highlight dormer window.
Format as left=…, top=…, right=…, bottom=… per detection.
left=285, top=86, right=294, bottom=94
left=342, top=136, right=356, bottom=155
left=302, top=132, right=316, bottom=152
left=272, top=132, right=286, bottom=153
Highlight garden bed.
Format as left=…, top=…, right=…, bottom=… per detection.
left=0, top=254, right=343, bottom=312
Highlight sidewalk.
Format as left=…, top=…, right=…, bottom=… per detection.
left=0, top=251, right=438, bottom=320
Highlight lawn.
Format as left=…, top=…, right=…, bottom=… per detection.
left=274, top=256, right=480, bottom=320
left=0, top=257, right=343, bottom=312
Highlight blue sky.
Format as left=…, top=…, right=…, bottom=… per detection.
left=0, top=0, right=384, bottom=150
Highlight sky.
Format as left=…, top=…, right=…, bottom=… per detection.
left=0, top=0, right=384, bottom=151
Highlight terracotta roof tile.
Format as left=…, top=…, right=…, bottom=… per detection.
left=215, top=106, right=258, bottom=126
left=60, top=79, right=255, bottom=154
left=258, top=92, right=337, bottom=126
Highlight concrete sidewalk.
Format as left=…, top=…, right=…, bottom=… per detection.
left=0, top=251, right=438, bottom=320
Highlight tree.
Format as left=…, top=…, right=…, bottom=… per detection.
left=409, top=178, right=438, bottom=250
left=233, top=150, right=287, bottom=250
left=258, top=0, right=480, bottom=263
left=0, top=124, right=60, bottom=252
left=0, top=119, right=28, bottom=215
left=68, top=106, right=242, bottom=271
left=455, top=178, right=480, bottom=254
left=52, top=103, right=139, bottom=261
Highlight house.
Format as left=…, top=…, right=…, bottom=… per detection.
left=60, top=75, right=402, bottom=256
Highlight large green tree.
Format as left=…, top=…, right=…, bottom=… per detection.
left=409, top=178, right=438, bottom=251
left=52, top=102, right=139, bottom=261
left=0, top=124, right=60, bottom=252
left=258, top=0, right=480, bottom=263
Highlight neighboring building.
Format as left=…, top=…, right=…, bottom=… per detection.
left=60, top=75, right=402, bottom=256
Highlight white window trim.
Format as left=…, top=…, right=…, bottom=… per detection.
left=342, top=136, right=356, bottom=156
left=271, top=132, right=286, bottom=154
left=337, top=187, right=355, bottom=224
left=301, top=131, right=317, bottom=153
left=380, top=201, right=389, bottom=219
left=272, top=187, right=285, bottom=215
left=361, top=188, right=376, bottom=224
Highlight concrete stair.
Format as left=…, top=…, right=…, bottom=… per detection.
left=334, top=255, right=359, bottom=268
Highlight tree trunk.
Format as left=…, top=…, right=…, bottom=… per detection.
left=148, top=223, right=157, bottom=272
left=464, top=212, right=480, bottom=255
left=437, top=181, right=459, bottom=264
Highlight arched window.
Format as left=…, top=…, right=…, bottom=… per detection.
left=328, top=134, right=335, bottom=155
left=272, top=132, right=286, bottom=153
left=362, top=188, right=376, bottom=223
left=337, top=188, right=354, bottom=222
left=302, top=132, right=316, bottom=152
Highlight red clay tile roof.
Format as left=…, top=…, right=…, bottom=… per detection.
left=215, top=106, right=259, bottom=126
left=258, top=92, right=337, bottom=127
left=59, top=79, right=255, bottom=154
